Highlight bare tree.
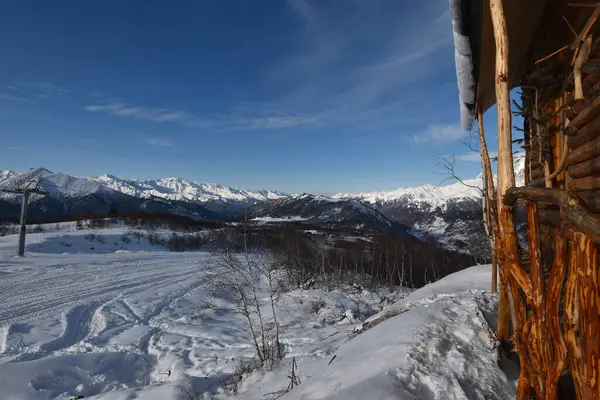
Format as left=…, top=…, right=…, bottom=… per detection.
left=204, top=243, right=285, bottom=369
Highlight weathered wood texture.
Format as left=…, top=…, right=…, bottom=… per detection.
left=475, top=2, right=600, bottom=398
left=490, top=0, right=515, bottom=226
left=497, top=49, right=600, bottom=399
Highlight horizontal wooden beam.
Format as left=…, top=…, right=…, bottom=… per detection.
left=568, top=134, right=600, bottom=165
left=568, top=157, right=600, bottom=178
left=503, top=187, right=600, bottom=242
left=567, top=175, right=600, bottom=191
left=562, top=193, right=600, bottom=242
left=568, top=111, right=600, bottom=149
left=564, top=97, right=600, bottom=137
left=503, top=187, right=565, bottom=206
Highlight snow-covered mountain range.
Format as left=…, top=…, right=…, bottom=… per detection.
left=333, top=154, right=525, bottom=254
left=92, top=174, right=289, bottom=204
left=0, top=168, right=289, bottom=206
left=0, top=154, right=525, bottom=253
left=334, top=154, right=525, bottom=211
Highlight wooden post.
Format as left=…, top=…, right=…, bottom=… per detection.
left=490, top=0, right=516, bottom=344
left=490, top=0, right=516, bottom=211
left=477, top=105, right=498, bottom=293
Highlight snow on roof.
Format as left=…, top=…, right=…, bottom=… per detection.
left=450, top=0, right=480, bottom=131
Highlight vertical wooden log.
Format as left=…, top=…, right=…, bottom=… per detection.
left=526, top=201, right=550, bottom=398
left=501, top=206, right=533, bottom=398
left=490, top=0, right=515, bottom=216
left=527, top=202, right=546, bottom=310
left=544, top=234, right=568, bottom=400
left=574, top=233, right=600, bottom=399
left=478, top=105, right=498, bottom=293
left=490, top=0, right=516, bottom=346
left=496, top=242, right=511, bottom=341
left=565, top=240, right=585, bottom=399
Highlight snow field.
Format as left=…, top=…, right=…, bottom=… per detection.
left=0, top=226, right=408, bottom=399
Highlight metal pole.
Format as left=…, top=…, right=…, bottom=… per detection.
left=18, top=191, right=30, bottom=256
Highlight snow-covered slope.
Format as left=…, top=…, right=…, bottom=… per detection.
left=280, top=265, right=516, bottom=400
left=93, top=174, right=289, bottom=205
left=0, top=226, right=513, bottom=399
left=0, top=169, right=15, bottom=185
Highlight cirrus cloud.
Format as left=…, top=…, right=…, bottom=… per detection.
left=410, top=123, right=466, bottom=145
left=84, top=101, right=316, bottom=132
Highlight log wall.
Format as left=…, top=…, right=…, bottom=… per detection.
left=500, top=50, right=600, bottom=399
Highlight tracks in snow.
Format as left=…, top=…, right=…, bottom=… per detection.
left=0, top=252, right=211, bottom=362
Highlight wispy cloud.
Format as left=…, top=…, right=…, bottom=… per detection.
left=84, top=101, right=316, bottom=131
left=148, top=139, right=176, bottom=147
left=2, top=81, right=69, bottom=103
left=286, top=0, right=316, bottom=24
left=27, top=81, right=69, bottom=98
left=262, top=1, right=454, bottom=133
left=0, top=93, right=34, bottom=103
left=411, top=123, right=466, bottom=145
left=456, top=151, right=497, bottom=162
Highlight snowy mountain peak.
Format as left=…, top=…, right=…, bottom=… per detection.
left=92, top=174, right=291, bottom=205
left=335, top=152, right=525, bottom=211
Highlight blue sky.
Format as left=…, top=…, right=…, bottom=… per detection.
left=0, top=0, right=502, bottom=195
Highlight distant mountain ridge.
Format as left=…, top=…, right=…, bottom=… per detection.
left=0, top=168, right=291, bottom=206
left=334, top=154, right=525, bottom=211
left=92, top=174, right=290, bottom=205
left=0, top=156, right=525, bottom=254
left=246, top=193, right=398, bottom=232
left=333, top=153, right=526, bottom=253
left=0, top=168, right=230, bottom=222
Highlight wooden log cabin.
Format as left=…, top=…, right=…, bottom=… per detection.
left=450, top=1, right=600, bottom=399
